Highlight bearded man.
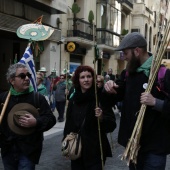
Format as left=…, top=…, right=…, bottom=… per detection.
left=104, top=32, right=170, bottom=170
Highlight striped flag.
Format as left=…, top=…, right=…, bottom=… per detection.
left=19, top=45, right=37, bottom=91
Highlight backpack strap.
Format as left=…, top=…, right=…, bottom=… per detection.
left=158, top=66, right=167, bottom=90
left=124, top=66, right=167, bottom=90
left=34, top=92, right=40, bottom=111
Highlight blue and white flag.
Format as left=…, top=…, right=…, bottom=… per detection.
left=19, top=45, right=37, bottom=91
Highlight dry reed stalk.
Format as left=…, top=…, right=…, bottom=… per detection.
left=92, top=22, right=104, bottom=170
left=0, top=91, right=11, bottom=124
left=94, top=65, right=104, bottom=170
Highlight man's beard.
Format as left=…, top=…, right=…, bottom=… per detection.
left=126, top=51, right=140, bottom=75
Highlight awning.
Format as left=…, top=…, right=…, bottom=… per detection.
left=0, top=13, right=29, bottom=33
left=14, top=0, right=67, bottom=14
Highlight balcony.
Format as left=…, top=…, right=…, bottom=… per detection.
left=66, top=18, right=95, bottom=47
left=67, top=30, right=93, bottom=41
left=121, top=0, right=133, bottom=15
left=133, top=3, right=153, bottom=17
left=14, top=0, right=67, bottom=14
left=145, top=6, right=153, bottom=15
left=96, top=28, right=120, bottom=53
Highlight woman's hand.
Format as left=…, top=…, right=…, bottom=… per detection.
left=95, top=107, right=103, bottom=120
left=65, top=89, right=69, bottom=95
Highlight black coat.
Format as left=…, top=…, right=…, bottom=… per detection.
left=0, top=91, right=56, bottom=164
left=114, top=69, right=170, bottom=154
left=63, top=87, right=116, bottom=168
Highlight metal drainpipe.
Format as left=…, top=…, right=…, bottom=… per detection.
left=59, top=44, right=61, bottom=75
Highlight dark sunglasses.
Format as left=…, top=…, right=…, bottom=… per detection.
left=15, top=72, right=32, bottom=79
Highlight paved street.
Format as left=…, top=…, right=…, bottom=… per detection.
left=37, top=114, right=129, bottom=170
left=37, top=114, right=170, bottom=170
left=0, top=113, right=170, bottom=169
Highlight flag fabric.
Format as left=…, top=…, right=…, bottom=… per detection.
left=18, top=45, right=37, bottom=91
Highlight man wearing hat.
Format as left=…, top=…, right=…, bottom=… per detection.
left=36, top=72, right=50, bottom=105
left=48, top=69, right=60, bottom=112
left=104, top=32, right=170, bottom=169
left=0, top=63, right=56, bottom=169
left=38, top=66, right=51, bottom=101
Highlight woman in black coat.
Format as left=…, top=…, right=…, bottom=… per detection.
left=63, top=65, right=116, bottom=170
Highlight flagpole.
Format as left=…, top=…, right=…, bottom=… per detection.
left=29, top=42, right=37, bottom=92
left=30, top=42, right=37, bottom=65
left=19, top=42, right=37, bottom=91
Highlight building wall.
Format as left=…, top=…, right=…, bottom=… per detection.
left=59, top=0, right=123, bottom=75
left=0, top=38, right=28, bottom=90
left=0, top=0, right=68, bottom=90
left=59, top=0, right=73, bottom=75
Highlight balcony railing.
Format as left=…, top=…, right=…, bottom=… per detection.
left=67, top=18, right=95, bottom=41
left=96, top=28, right=120, bottom=47
left=116, top=0, right=133, bottom=8
left=122, top=0, right=133, bottom=8
left=146, top=6, right=153, bottom=15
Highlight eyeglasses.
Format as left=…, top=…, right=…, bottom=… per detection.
left=60, top=77, right=65, bottom=79
left=15, top=72, right=32, bottom=79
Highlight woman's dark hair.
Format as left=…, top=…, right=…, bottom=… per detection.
left=72, top=65, right=95, bottom=89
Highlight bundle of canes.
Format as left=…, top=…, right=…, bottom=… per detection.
left=121, top=17, right=170, bottom=165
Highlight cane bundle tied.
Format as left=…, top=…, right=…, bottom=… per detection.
left=121, top=16, right=170, bottom=165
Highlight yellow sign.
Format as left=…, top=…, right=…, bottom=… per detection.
left=67, top=42, right=76, bottom=52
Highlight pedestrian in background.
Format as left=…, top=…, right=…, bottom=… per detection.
left=63, top=65, right=116, bottom=170
left=107, top=68, right=115, bottom=81
left=48, top=69, right=60, bottom=112
left=38, top=67, right=51, bottom=101
left=104, top=74, right=110, bottom=83
left=104, top=32, right=170, bottom=170
left=36, top=72, right=49, bottom=105
left=0, top=63, right=56, bottom=170
left=54, top=74, right=66, bottom=122
left=36, top=72, right=47, bottom=96
left=96, top=75, right=104, bottom=89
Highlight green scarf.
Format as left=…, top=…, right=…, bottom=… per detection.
left=136, top=56, right=153, bottom=77
left=10, top=85, right=34, bottom=96
left=58, top=81, right=66, bottom=86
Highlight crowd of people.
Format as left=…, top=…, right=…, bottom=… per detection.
left=0, top=32, right=170, bottom=170
left=36, top=65, right=120, bottom=120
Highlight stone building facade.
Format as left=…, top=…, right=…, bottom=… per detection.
left=0, top=0, right=169, bottom=90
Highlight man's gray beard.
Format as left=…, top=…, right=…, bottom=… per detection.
left=126, top=51, right=140, bottom=75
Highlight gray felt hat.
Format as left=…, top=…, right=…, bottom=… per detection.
left=115, top=32, right=147, bottom=51
left=8, top=103, right=39, bottom=135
